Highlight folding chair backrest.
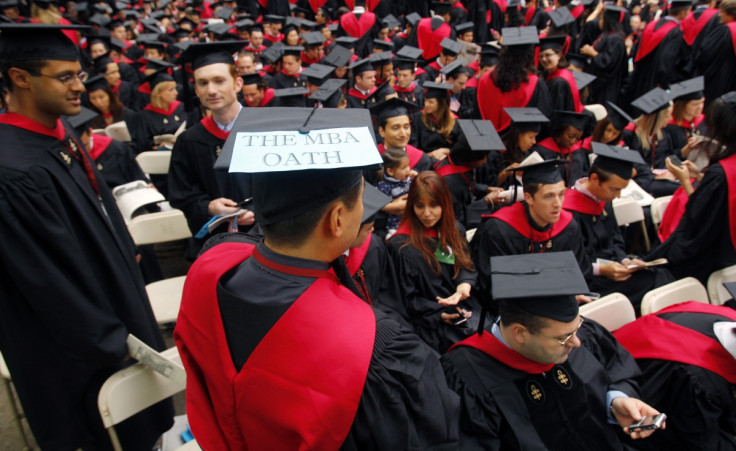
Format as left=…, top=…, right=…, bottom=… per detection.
left=640, top=277, right=709, bottom=315
left=136, top=150, right=172, bottom=175
left=579, top=293, right=635, bottom=331
left=707, top=264, right=736, bottom=305
left=127, top=209, right=192, bottom=246
left=650, top=195, right=673, bottom=228
left=612, top=197, right=644, bottom=226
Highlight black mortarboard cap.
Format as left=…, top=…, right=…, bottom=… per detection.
left=539, top=35, right=566, bottom=52
left=505, top=107, right=549, bottom=132
left=335, top=36, right=358, bottom=48
left=505, top=159, right=567, bottom=185
left=566, top=52, right=587, bottom=70
left=605, top=101, right=634, bottom=131
left=215, top=108, right=381, bottom=225
left=383, top=14, right=400, bottom=31
left=208, top=22, right=236, bottom=40
left=349, top=56, right=375, bottom=75
left=555, top=110, right=587, bottom=130
left=140, top=67, right=174, bottom=90
left=301, top=63, right=334, bottom=85
left=373, top=38, right=393, bottom=52
left=240, top=72, right=261, bottom=85
left=263, top=14, right=284, bottom=24
left=669, top=0, right=694, bottom=6
left=247, top=22, right=263, bottom=33
left=297, top=18, right=317, bottom=31
left=84, top=74, right=109, bottom=92
left=234, top=18, right=254, bottom=31
left=150, top=11, right=169, bottom=21
left=0, top=24, right=89, bottom=64
left=395, top=44, right=423, bottom=61
left=309, top=78, right=346, bottom=102
left=362, top=183, right=391, bottom=223
left=393, top=57, right=417, bottom=71
left=143, top=56, right=176, bottom=71
left=177, top=41, right=243, bottom=70
left=572, top=70, right=596, bottom=90
left=107, top=18, right=125, bottom=29
left=260, top=42, right=284, bottom=64
left=432, top=1, right=451, bottom=14
left=214, top=6, right=233, bottom=20
left=302, top=30, right=326, bottom=47
left=669, top=76, right=704, bottom=101
left=322, top=45, right=352, bottom=67
left=502, top=26, right=539, bottom=46
left=604, top=4, right=627, bottom=22
left=140, top=18, right=161, bottom=34
left=121, top=9, right=140, bottom=19
left=273, top=87, right=308, bottom=107
left=65, top=105, right=99, bottom=132
left=406, top=12, right=422, bottom=27
left=370, top=50, right=393, bottom=67
left=328, top=23, right=339, bottom=33
left=455, top=21, right=474, bottom=35
left=88, top=13, right=111, bottom=28
left=281, top=22, right=298, bottom=36
left=491, top=252, right=588, bottom=322
left=591, top=142, right=645, bottom=179
left=440, top=37, right=463, bottom=56
left=92, top=54, right=115, bottom=74
left=280, top=45, right=303, bottom=60
left=423, top=81, right=452, bottom=99
left=440, top=58, right=467, bottom=77
left=457, top=119, right=505, bottom=151
left=631, top=87, right=672, bottom=115
left=170, top=27, right=191, bottom=39
left=479, top=43, right=500, bottom=67
left=548, top=6, right=575, bottom=27
left=140, top=39, right=166, bottom=51
left=0, top=0, right=20, bottom=7
left=369, top=96, right=418, bottom=123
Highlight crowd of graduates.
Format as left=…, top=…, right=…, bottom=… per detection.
left=1, top=0, right=736, bottom=448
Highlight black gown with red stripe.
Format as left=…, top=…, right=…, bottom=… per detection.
left=694, top=21, right=736, bottom=105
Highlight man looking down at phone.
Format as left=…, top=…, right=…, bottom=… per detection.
left=442, top=252, right=663, bottom=449
left=174, top=108, right=460, bottom=450
left=562, top=143, right=675, bottom=313
left=614, top=291, right=736, bottom=450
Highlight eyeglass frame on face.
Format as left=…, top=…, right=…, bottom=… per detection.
left=535, top=317, right=584, bottom=346
left=26, top=69, right=89, bottom=86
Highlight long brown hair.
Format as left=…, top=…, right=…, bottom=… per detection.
left=422, top=97, right=455, bottom=142
left=399, top=171, right=473, bottom=277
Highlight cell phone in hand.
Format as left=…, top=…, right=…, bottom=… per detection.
left=668, top=156, right=683, bottom=166
left=629, top=413, right=666, bottom=433
left=453, top=309, right=470, bottom=325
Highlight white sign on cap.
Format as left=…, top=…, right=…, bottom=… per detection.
left=229, top=126, right=381, bottom=173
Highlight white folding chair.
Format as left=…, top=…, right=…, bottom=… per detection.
left=580, top=293, right=635, bottom=331
left=640, top=277, right=709, bottom=315
left=706, top=264, right=736, bottom=305
left=136, top=150, right=173, bottom=175
left=584, top=104, right=607, bottom=121
left=465, top=228, right=477, bottom=242
left=612, top=197, right=650, bottom=251
left=650, top=195, right=673, bottom=229
left=98, top=346, right=189, bottom=451
left=127, top=210, right=192, bottom=324
left=1, top=352, right=32, bottom=449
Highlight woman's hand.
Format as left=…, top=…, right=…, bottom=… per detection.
left=441, top=306, right=472, bottom=325
left=580, top=44, right=598, bottom=58
left=428, top=148, right=450, bottom=160
left=437, top=282, right=472, bottom=306
left=484, top=187, right=508, bottom=207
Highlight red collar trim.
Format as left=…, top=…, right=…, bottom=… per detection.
left=377, top=143, right=424, bottom=169
left=252, top=247, right=339, bottom=283
left=144, top=100, right=181, bottom=116
left=346, top=234, right=372, bottom=275
left=449, top=332, right=555, bottom=373
left=634, top=19, right=678, bottom=62
left=547, top=68, right=583, bottom=113
left=0, top=113, right=65, bottom=140
left=89, top=133, right=113, bottom=160
left=200, top=116, right=229, bottom=141
left=347, top=86, right=376, bottom=99
left=490, top=201, right=573, bottom=244
left=280, top=68, right=302, bottom=78
left=112, top=78, right=122, bottom=93
left=433, top=158, right=473, bottom=177
left=394, top=222, right=438, bottom=238
left=667, top=114, right=705, bottom=129
left=537, top=136, right=580, bottom=155
left=562, top=188, right=605, bottom=216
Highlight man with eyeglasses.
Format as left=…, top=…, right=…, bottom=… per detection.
left=0, top=24, right=173, bottom=449
left=442, top=252, right=663, bottom=449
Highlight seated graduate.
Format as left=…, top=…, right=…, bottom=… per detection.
left=656, top=77, right=708, bottom=169
left=410, top=81, right=460, bottom=160
left=167, top=42, right=254, bottom=259
left=240, top=72, right=277, bottom=107
left=174, top=107, right=460, bottom=450
left=441, top=59, right=477, bottom=120
left=614, top=295, right=736, bottom=451
left=345, top=57, right=379, bottom=109
left=344, top=184, right=412, bottom=329
left=432, top=119, right=509, bottom=228
left=392, top=47, right=425, bottom=106
left=470, top=160, right=590, bottom=310
left=538, top=35, right=585, bottom=113
left=419, top=38, right=462, bottom=85
left=479, top=107, right=549, bottom=188
left=371, top=97, right=435, bottom=173
left=442, top=252, right=663, bottom=450
left=387, top=171, right=481, bottom=353
left=562, top=142, right=675, bottom=313
left=266, top=46, right=308, bottom=90
left=531, top=110, right=590, bottom=187
left=90, top=52, right=141, bottom=111
left=647, top=91, right=736, bottom=284
left=83, top=75, right=138, bottom=133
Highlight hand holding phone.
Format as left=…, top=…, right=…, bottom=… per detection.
left=629, top=413, right=667, bottom=433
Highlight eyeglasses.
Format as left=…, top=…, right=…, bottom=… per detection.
left=27, top=70, right=89, bottom=86
left=536, top=317, right=584, bottom=346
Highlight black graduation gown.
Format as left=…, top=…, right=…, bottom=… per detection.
left=564, top=192, right=675, bottom=312
left=115, top=79, right=142, bottom=111
left=532, top=138, right=590, bottom=188
left=387, top=229, right=481, bottom=354
left=434, top=158, right=490, bottom=229
left=695, top=23, right=736, bottom=105
left=0, top=120, right=172, bottom=450
left=167, top=120, right=251, bottom=257
left=647, top=161, right=736, bottom=283
left=453, top=87, right=478, bottom=119
left=87, top=106, right=138, bottom=136
left=268, top=71, right=308, bottom=89
left=442, top=319, right=642, bottom=450
left=218, top=241, right=461, bottom=450
left=393, top=82, right=425, bottom=106
left=91, top=134, right=148, bottom=189
left=587, top=32, right=628, bottom=105
left=130, top=101, right=188, bottom=153
left=656, top=117, right=707, bottom=169
left=546, top=74, right=578, bottom=112
left=410, top=111, right=460, bottom=152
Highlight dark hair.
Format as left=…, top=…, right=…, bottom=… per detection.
left=505, top=7, right=525, bottom=26
left=591, top=117, right=621, bottom=144
left=2, top=60, right=47, bottom=93
left=538, top=48, right=568, bottom=74
left=704, top=94, right=736, bottom=164
left=86, top=84, right=124, bottom=121
left=262, top=177, right=362, bottom=247
left=601, top=12, right=625, bottom=35
left=381, top=147, right=408, bottom=170
left=523, top=181, right=544, bottom=197
left=668, top=4, right=692, bottom=16
left=399, top=171, right=473, bottom=277
left=501, top=126, right=532, bottom=165
left=588, top=164, right=614, bottom=182
left=422, top=96, right=455, bottom=142
left=498, top=299, right=548, bottom=333
left=493, top=45, right=535, bottom=92
left=449, top=138, right=486, bottom=165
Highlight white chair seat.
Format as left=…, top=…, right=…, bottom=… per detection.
left=580, top=293, right=635, bottom=331
left=650, top=195, right=673, bottom=228
left=612, top=197, right=645, bottom=226
left=128, top=209, right=192, bottom=247
left=136, top=150, right=172, bottom=175
left=640, top=277, right=709, bottom=315
left=146, top=276, right=187, bottom=324
left=707, top=264, right=736, bottom=305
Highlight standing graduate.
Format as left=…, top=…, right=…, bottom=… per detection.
left=267, top=46, right=308, bottom=89
left=0, top=23, right=172, bottom=450
left=538, top=36, right=584, bottom=113
left=442, top=252, right=662, bottom=449
left=579, top=4, right=628, bottom=105
left=174, top=108, right=460, bottom=449
left=167, top=42, right=255, bottom=259
left=337, top=0, right=379, bottom=57
left=345, top=57, right=378, bottom=108
left=562, top=143, right=675, bottom=312
left=694, top=0, right=736, bottom=105
left=614, top=299, right=736, bottom=450
left=410, top=82, right=460, bottom=159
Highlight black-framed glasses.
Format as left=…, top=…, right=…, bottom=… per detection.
left=27, top=70, right=89, bottom=86
left=536, top=317, right=584, bottom=346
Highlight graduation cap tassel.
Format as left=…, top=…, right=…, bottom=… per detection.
left=477, top=257, right=491, bottom=336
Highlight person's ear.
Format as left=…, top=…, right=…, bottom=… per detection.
left=7, top=67, right=32, bottom=90
left=510, top=323, right=531, bottom=344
